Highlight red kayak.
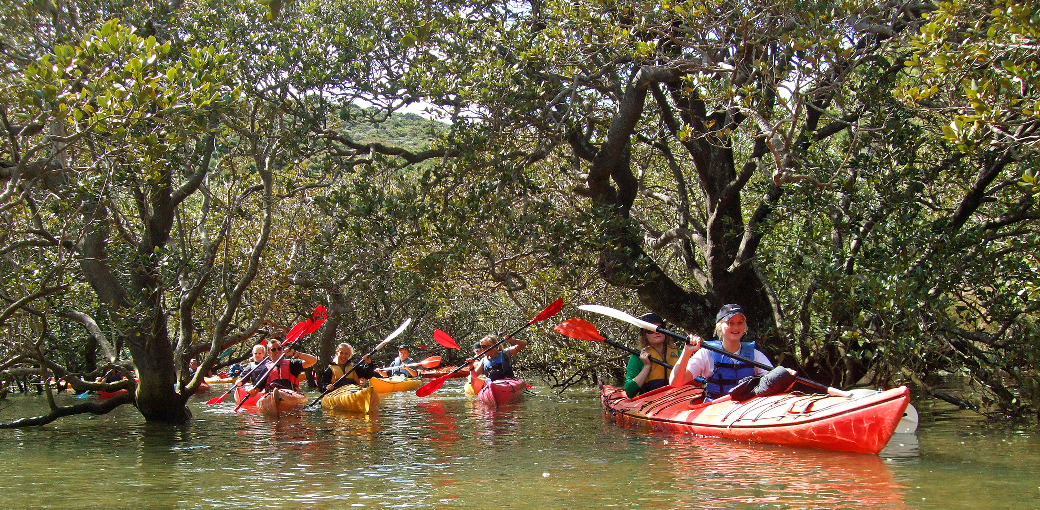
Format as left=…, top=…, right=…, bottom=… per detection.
left=99, top=389, right=128, bottom=401
left=601, top=383, right=909, bottom=454
left=477, top=378, right=526, bottom=407
left=233, top=386, right=262, bottom=408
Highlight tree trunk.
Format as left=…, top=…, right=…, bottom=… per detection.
left=127, top=323, right=192, bottom=423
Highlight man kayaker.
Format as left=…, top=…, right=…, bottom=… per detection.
left=669, top=304, right=773, bottom=399
left=247, top=339, right=318, bottom=395
left=469, top=334, right=527, bottom=381
left=624, top=313, right=682, bottom=397
left=383, top=346, right=419, bottom=378
left=321, top=342, right=378, bottom=390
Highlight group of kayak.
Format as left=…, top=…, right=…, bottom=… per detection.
left=213, top=331, right=530, bottom=417
left=204, top=299, right=915, bottom=455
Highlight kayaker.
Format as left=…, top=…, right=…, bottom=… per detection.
left=383, top=346, right=419, bottom=378
left=624, top=313, right=682, bottom=397
left=247, top=339, right=318, bottom=395
left=320, top=342, right=379, bottom=390
left=245, top=344, right=269, bottom=373
left=469, top=334, right=527, bottom=381
left=669, top=304, right=773, bottom=399
left=237, top=344, right=270, bottom=386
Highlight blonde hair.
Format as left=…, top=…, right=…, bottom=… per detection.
left=479, top=334, right=498, bottom=348
left=714, top=321, right=747, bottom=340
left=637, top=330, right=653, bottom=349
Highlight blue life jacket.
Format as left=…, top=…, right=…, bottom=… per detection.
left=482, top=352, right=514, bottom=381
left=704, top=340, right=758, bottom=398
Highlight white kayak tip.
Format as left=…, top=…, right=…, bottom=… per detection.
left=895, top=403, right=919, bottom=434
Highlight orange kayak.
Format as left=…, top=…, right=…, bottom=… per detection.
left=255, top=388, right=307, bottom=417
left=601, top=383, right=909, bottom=454
left=420, top=366, right=470, bottom=379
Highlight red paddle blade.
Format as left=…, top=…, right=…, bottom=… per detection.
left=415, top=373, right=451, bottom=397
left=205, top=391, right=229, bottom=405
left=284, top=305, right=328, bottom=345
left=530, top=298, right=565, bottom=324
left=433, top=329, right=460, bottom=350
left=418, top=356, right=442, bottom=368
left=554, top=318, right=605, bottom=342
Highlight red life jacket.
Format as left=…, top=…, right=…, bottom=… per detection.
left=265, top=359, right=299, bottom=391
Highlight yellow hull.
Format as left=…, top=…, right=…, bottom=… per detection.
left=322, top=385, right=380, bottom=414
left=369, top=376, right=422, bottom=394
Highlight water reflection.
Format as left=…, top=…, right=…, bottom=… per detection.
left=2, top=386, right=1039, bottom=509
left=648, top=435, right=908, bottom=509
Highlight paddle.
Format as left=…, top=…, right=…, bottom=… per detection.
left=207, top=305, right=327, bottom=405
left=303, top=317, right=412, bottom=409
left=578, top=304, right=853, bottom=398
left=416, top=298, right=564, bottom=397
left=375, top=356, right=442, bottom=373
left=554, top=318, right=676, bottom=369
left=433, top=329, right=460, bottom=350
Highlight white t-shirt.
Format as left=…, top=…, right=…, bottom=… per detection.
left=683, top=347, right=772, bottom=379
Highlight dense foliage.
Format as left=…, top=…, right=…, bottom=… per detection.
left=2, top=0, right=1038, bottom=425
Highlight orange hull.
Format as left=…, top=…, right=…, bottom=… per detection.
left=601, top=383, right=909, bottom=454
left=255, top=388, right=307, bottom=417
left=420, top=366, right=470, bottom=379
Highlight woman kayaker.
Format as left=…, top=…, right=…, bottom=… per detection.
left=669, top=304, right=773, bottom=399
left=469, top=334, right=527, bottom=381
left=320, top=342, right=378, bottom=390
left=383, top=346, right=419, bottom=377
left=247, top=339, right=318, bottom=395
left=624, top=313, right=682, bottom=397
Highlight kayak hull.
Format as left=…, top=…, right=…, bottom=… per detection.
left=233, top=386, right=263, bottom=408
left=601, top=383, right=909, bottom=455
left=256, top=388, right=307, bottom=417
left=98, top=389, right=127, bottom=401
left=322, top=385, right=379, bottom=414
left=369, top=376, right=422, bottom=394
left=477, top=378, right=526, bottom=407
left=420, top=366, right=470, bottom=379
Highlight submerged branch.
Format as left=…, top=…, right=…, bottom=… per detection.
left=0, top=391, right=133, bottom=428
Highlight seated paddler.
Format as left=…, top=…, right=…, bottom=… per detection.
left=321, top=342, right=378, bottom=391
left=669, top=304, right=775, bottom=399
left=624, top=313, right=682, bottom=398
left=247, top=339, right=317, bottom=396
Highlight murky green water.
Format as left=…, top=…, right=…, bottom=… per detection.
left=1, top=381, right=1037, bottom=509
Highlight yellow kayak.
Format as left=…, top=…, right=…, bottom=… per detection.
left=322, top=385, right=379, bottom=414
left=369, top=376, right=422, bottom=394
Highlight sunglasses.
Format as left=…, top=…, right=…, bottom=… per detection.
left=270, top=347, right=283, bottom=351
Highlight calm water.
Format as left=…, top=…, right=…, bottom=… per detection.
left=1, top=381, right=1037, bottom=509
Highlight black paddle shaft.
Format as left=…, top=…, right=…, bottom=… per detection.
left=653, top=325, right=831, bottom=393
